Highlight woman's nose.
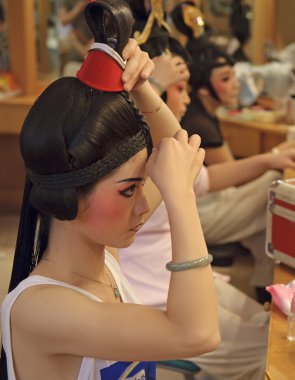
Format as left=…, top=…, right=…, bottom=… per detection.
left=133, top=192, right=149, bottom=216
left=183, top=91, right=191, bottom=105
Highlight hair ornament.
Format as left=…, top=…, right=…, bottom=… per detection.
left=76, top=43, right=126, bottom=92
left=134, top=0, right=172, bottom=45
left=181, top=3, right=205, bottom=38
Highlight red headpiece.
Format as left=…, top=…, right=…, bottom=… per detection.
left=76, top=43, right=126, bottom=92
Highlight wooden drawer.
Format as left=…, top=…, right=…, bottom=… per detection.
left=220, top=123, right=261, bottom=157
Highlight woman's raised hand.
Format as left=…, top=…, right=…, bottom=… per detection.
left=151, top=54, right=190, bottom=92
left=147, top=130, right=205, bottom=201
left=121, top=39, right=154, bottom=91
left=267, top=148, right=295, bottom=171
left=274, top=140, right=295, bottom=153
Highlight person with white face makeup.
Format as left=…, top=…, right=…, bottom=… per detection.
left=119, top=4, right=295, bottom=376
left=169, top=1, right=295, bottom=303
left=171, top=1, right=295, bottom=166
left=120, top=48, right=270, bottom=380
left=181, top=41, right=240, bottom=165
left=0, top=1, right=221, bottom=379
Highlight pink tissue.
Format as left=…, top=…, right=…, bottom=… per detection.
left=266, top=280, right=295, bottom=315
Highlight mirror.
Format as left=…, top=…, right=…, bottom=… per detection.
left=0, top=0, right=9, bottom=72
left=35, top=0, right=92, bottom=78
left=2, top=0, right=295, bottom=95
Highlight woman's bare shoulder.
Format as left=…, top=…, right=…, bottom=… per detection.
left=10, top=284, right=89, bottom=339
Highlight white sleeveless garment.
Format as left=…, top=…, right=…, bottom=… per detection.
left=0, top=252, right=156, bottom=380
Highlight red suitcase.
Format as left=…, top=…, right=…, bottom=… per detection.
left=266, top=179, right=295, bottom=269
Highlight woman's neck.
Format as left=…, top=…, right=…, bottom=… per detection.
left=197, top=91, right=220, bottom=117
left=36, top=218, right=106, bottom=284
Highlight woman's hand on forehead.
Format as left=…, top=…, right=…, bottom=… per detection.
left=151, top=54, right=190, bottom=92
left=146, top=129, right=205, bottom=199
left=121, top=38, right=155, bottom=91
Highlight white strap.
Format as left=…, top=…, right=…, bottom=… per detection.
left=89, top=42, right=126, bottom=69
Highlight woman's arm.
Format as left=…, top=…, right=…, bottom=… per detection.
left=122, top=39, right=182, bottom=146
left=149, top=54, right=190, bottom=95
left=208, top=150, right=295, bottom=191
left=120, top=39, right=186, bottom=213
left=131, top=82, right=181, bottom=146
left=147, top=130, right=219, bottom=354
left=205, top=143, right=235, bottom=165
left=58, top=1, right=86, bottom=25
left=67, top=30, right=90, bottom=60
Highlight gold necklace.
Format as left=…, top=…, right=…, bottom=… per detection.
left=42, top=258, right=121, bottom=299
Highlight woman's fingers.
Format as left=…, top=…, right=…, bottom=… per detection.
left=174, top=128, right=189, bottom=143
left=173, top=130, right=201, bottom=151
left=141, top=59, right=155, bottom=79
left=147, top=132, right=205, bottom=196
left=188, top=134, right=202, bottom=150
left=122, top=38, right=138, bottom=60
left=122, top=40, right=153, bottom=91
left=123, top=56, right=150, bottom=90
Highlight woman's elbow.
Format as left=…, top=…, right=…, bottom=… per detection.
left=202, top=330, right=221, bottom=353
left=183, top=327, right=221, bottom=357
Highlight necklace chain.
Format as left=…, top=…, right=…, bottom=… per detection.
left=42, top=258, right=121, bottom=299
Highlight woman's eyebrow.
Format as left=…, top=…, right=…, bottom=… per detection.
left=116, top=177, right=144, bottom=183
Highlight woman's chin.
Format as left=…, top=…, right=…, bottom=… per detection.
left=116, top=234, right=137, bottom=249
left=225, top=100, right=239, bottom=109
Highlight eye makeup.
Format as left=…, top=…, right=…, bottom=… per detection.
left=117, top=177, right=147, bottom=198
left=119, top=184, right=137, bottom=198
left=116, top=177, right=144, bottom=183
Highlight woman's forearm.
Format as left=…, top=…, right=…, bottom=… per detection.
left=205, top=144, right=234, bottom=166
left=130, top=82, right=181, bottom=145
left=207, top=153, right=277, bottom=191
left=165, top=193, right=220, bottom=353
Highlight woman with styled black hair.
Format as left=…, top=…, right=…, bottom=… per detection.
left=170, top=0, right=205, bottom=39
left=170, top=0, right=295, bottom=307
left=125, top=0, right=191, bottom=102
left=229, top=0, right=251, bottom=62
left=119, top=4, right=269, bottom=380
left=120, top=4, right=295, bottom=379
left=181, top=40, right=238, bottom=164
left=0, top=1, right=219, bottom=379
left=171, top=1, right=237, bottom=163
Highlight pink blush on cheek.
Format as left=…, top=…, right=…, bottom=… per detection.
left=213, top=81, right=228, bottom=97
left=85, top=191, right=127, bottom=226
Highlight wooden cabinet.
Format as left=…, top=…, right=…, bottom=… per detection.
left=6, top=0, right=38, bottom=95
left=0, top=0, right=51, bottom=213
left=219, top=116, right=289, bottom=158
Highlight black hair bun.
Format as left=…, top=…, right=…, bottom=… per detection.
left=30, top=185, right=78, bottom=221
left=84, top=0, right=133, bottom=55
